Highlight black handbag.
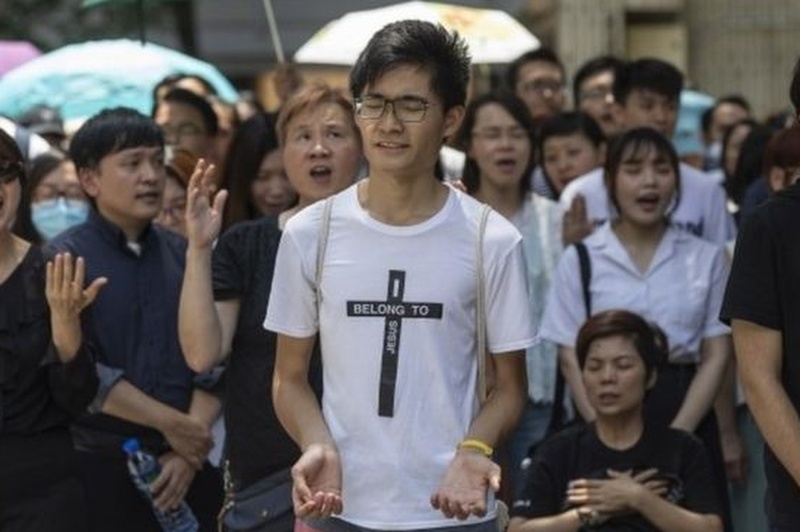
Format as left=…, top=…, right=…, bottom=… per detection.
left=219, top=467, right=294, bottom=532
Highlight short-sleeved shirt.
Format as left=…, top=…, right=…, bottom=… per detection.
left=720, top=182, right=800, bottom=526
left=559, top=163, right=736, bottom=245
left=541, top=223, right=729, bottom=362
left=265, top=184, right=537, bottom=529
left=511, top=423, right=721, bottom=528
left=47, top=209, right=195, bottom=452
left=212, top=216, right=322, bottom=491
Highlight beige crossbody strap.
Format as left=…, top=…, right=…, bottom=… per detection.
left=315, top=197, right=335, bottom=300
left=476, top=204, right=492, bottom=405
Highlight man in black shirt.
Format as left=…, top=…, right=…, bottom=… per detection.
left=48, top=108, right=222, bottom=531
left=720, top=57, right=800, bottom=531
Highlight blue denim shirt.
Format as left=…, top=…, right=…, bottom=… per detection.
left=46, top=209, right=194, bottom=451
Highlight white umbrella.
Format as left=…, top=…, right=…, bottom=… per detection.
left=294, top=1, right=539, bottom=65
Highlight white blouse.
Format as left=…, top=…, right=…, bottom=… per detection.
left=540, top=222, right=730, bottom=364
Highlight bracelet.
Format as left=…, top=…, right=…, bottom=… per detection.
left=458, top=438, right=493, bottom=457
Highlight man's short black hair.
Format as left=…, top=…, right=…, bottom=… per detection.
left=506, top=47, right=565, bottom=90
left=613, top=58, right=683, bottom=106
left=716, top=94, right=751, bottom=114
left=572, top=55, right=625, bottom=105
left=349, top=20, right=471, bottom=111
left=156, top=87, right=219, bottom=136
left=70, top=107, right=163, bottom=172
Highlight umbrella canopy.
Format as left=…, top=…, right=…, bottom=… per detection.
left=0, top=41, right=41, bottom=79
left=294, top=1, right=539, bottom=65
left=0, top=39, right=238, bottom=126
left=673, top=89, right=715, bottom=156
left=81, top=0, right=191, bottom=44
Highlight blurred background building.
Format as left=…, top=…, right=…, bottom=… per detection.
left=2, top=0, right=799, bottom=118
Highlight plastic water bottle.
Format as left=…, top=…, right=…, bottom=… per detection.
left=122, top=438, right=199, bottom=532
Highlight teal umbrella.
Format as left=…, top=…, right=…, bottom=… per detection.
left=673, top=89, right=714, bottom=156
left=0, top=39, right=238, bottom=126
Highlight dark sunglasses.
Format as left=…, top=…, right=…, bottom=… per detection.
left=0, top=160, right=25, bottom=184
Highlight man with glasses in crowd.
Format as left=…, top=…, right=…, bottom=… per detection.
left=266, top=20, right=536, bottom=532
left=507, top=47, right=567, bottom=128
left=153, top=87, right=220, bottom=167
left=572, top=55, right=626, bottom=138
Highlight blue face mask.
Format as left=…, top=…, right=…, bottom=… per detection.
left=31, top=197, right=90, bottom=241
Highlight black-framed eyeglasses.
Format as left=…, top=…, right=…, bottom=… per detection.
left=580, top=86, right=614, bottom=102
left=354, top=95, right=434, bottom=123
left=0, top=160, right=25, bottom=185
left=520, top=80, right=565, bottom=95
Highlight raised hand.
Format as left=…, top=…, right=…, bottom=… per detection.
left=562, top=193, right=593, bottom=245
left=185, top=159, right=227, bottom=249
left=46, top=253, right=107, bottom=361
left=291, top=443, right=343, bottom=518
left=430, top=449, right=500, bottom=520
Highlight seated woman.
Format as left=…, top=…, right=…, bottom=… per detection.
left=509, top=309, right=723, bottom=532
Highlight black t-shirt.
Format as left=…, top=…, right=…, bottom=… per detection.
left=213, top=217, right=322, bottom=491
left=511, top=423, right=720, bottom=530
left=720, top=181, right=800, bottom=526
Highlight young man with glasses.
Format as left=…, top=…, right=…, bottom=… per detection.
left=266, top=20, right=536, bottom=532
left=153, top=87, right=219, bottom=167
left=507, top=47, right=566, bottom=126
left=572, top=55, right=626, bottom=138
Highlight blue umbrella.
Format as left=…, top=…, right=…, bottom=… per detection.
left=673, top=88, right=714, bottom=156
left=0, top=39, right=238, bottom=126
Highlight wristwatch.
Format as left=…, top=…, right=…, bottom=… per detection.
left=576, top=507, right=601, bottom=528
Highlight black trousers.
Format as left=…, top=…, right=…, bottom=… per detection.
left=77, top=449, right=223, bottom=532
left=0, top=477, right=86, bottom=532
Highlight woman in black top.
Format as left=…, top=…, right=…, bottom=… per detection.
left=178, top=82, right=363, bottom=531
left=1, top=128, right=104, bottom=530
left=509, top=310, right=722, bottom=532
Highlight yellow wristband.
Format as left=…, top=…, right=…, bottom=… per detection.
left=458, top=439, right=493, bottom=457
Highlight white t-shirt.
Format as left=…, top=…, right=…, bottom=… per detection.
left=559, top=163, right=736, bottom=245
left=540, top=223, right=729, bottom=363
left=264, top=183, right=537, bottom=529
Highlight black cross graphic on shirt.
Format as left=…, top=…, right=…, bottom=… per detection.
left=347, top=270, right=443, bottom=417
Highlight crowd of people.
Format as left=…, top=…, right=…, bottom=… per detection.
left=2, top=17, right=800, bottom=532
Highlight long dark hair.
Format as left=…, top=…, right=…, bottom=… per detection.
left=219, top=112, right=281, bottom=229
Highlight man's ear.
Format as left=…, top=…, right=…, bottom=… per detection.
left=443, top=105, right=465, bottom=141
left=79, top=166, right=100, bottom=199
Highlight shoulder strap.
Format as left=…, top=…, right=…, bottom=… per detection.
left=574, top=241, right=592, bottom=317
left=548, top=242, right=592, bottom=433
left=315, top=197, right=335, bottom=300
left=476, top=204, right=492, bottom=404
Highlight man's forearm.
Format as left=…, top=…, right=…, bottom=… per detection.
left=274, top=375, right=334, bottom=451
left=734, top=320, right=800, bottom=487
left=101, top=379, right=182, bottom=433
left=189, top=388, right=222, bottom=429
left=465, top=352, right=526, bottom=447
